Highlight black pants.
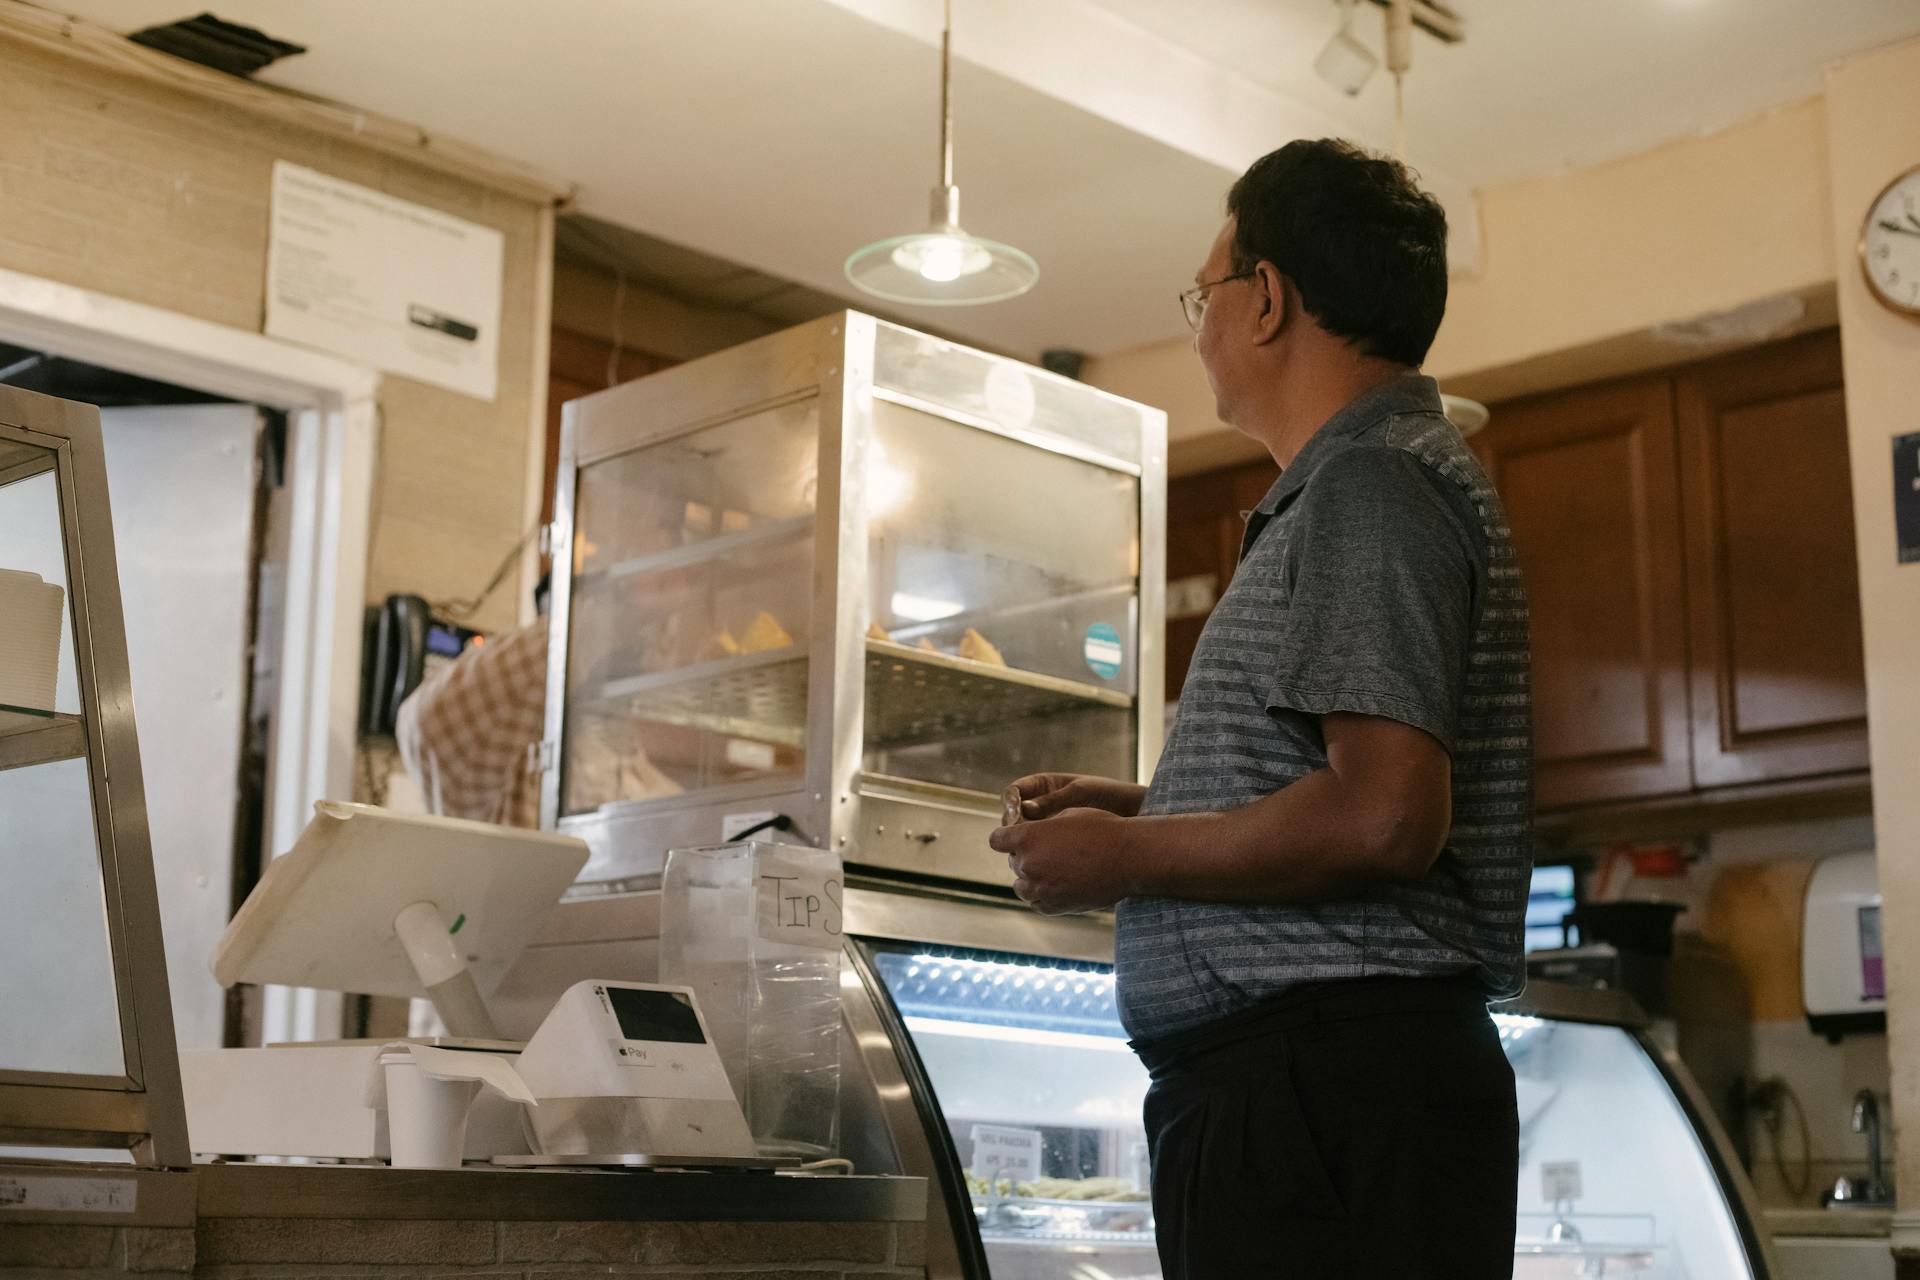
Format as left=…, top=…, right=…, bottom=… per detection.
left=1136, top=977, right=1518, bottom=1280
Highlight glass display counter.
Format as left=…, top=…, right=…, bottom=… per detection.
left=829, top=888, right=1778, bottom=1280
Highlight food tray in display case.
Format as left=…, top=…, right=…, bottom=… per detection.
left=541, top=312, right=1167, bottom=889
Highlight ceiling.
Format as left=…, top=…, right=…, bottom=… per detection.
left=51, top=0, right=1920, bottom=361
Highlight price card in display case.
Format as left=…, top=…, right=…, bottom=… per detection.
left=971, top=1123, right=1043, bottom=1189
left=1541, top=1159, right=1584, bottom=1203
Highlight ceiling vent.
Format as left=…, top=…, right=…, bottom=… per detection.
left=128, top=13, right=305, bottom=78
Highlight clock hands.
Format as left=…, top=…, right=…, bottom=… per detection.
left=1880, top=219, right=1920, bottom=239
left=1908, top=212, right=1920, bottom=233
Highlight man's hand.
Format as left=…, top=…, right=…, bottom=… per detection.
left=989, top=807, right=1136, bottom=915
left=1005, top=772, right=1148, bottom=821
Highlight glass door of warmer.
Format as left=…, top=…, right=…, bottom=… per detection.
left=862, top=401, right=1142, bottom=798
left=559, top=398, right=819, bottom=818
left=865, top=943, right=1161, bottom=1280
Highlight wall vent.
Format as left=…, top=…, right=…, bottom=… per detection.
left=127, top=12, right=305, bottom=78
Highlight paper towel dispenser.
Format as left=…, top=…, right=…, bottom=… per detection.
left=1804, top=850, right=1886, bottom=1041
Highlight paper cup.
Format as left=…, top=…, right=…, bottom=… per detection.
left=381, top=1053, right=481, bottom=1169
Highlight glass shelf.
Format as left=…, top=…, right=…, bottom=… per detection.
left=0, top=708, right=85, bottom=773
left=576, top=513, right=814, bottom=587
left=865, top=640, right=1129, bottom=745
left=594, top=646, right=810, bottom=748
left=581, top=639, right=1135, bottom=765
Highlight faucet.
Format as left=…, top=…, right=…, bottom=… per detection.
left=1853, top=1089, right=1891, bottom=1205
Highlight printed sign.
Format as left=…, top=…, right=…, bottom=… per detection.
left=970, top=1123, right=1043, bottom=1188
left=1860, top=903, right=1887, bottom=1001
left=266, top=162, right=504, bottom=401
left=1084, top=622, right=1123, bottom=680
left=755, top=852, right=842, bottom=949
left=1896, top=432, right=1920, bottom=564
left=1541, top=1160, right=1583, bottom=1203
left=0, top=1174, right=138, bottom=1215
left=722, top=811, right=779, bottom=841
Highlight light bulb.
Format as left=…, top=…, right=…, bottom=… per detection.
left=890, top=234, right=992, bottom=283
left=918, top=239, right=965, bottom=282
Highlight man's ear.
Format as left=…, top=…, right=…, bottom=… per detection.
left=1252, top=262, right=1288, bottom=345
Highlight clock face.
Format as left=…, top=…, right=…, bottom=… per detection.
left=1862, top=166, right=1920, bottom=315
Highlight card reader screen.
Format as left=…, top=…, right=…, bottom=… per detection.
left=606, top=987, right=706, bottom=1044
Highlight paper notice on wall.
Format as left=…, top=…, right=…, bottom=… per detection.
left=755, top=852, right=843, bottom=950
left=266, top=161, right=503, bottom=401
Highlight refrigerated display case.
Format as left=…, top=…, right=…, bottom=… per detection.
left=539, top=312, right=1167, bottom=890
left=1500, top=985, right=1779, bottom=1279
left=826, top=892, right=1778, bottom=1280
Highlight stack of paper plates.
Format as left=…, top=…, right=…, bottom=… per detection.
left=0, top=568, right=63, bottom=712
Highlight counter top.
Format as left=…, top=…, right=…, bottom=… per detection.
left=1764, top=1206, right=1893, bottom=1238
left=195, top=1162, right=927, bottom=1224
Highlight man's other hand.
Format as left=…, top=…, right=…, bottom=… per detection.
left=1005, top=773, right=1148, bottom=821
left=989, top=807, right=1136, bottom=915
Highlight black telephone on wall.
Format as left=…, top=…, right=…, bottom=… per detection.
left=358, top=595, right=486, bottom=738
left=359, top=594, right=431, bottom=738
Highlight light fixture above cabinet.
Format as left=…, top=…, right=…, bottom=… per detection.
left=845, top=0, right=1038, bottom=307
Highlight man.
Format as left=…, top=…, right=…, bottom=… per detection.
left=396, top=573, right=681, bottom=828
left=991, top=139, right=1531, bottom=1278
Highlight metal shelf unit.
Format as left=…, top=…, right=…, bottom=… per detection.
left=0, top=706, right=85, bottom=772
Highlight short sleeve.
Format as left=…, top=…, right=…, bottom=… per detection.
left=1263, top=445, right=1479, bottom=752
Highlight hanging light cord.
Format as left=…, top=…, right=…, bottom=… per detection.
left=938, top=0, right=954, bottom=192
left=1393, top=71, right=1406, bottom=160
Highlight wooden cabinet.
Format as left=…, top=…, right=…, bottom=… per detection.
left=1162, top=332, right=1865, bottom=814
left=1475, top=377, right=1694, bottom=809
left=1165, top=459, right=1276, bottom=699
left=1479, top=330, right=1866, bottom=810
left=1673, top=331, right=1868, bottom=786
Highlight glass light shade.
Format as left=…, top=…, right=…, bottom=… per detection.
left=846, top=227, right=1039, bottom=306
left=1441, top=393, right=1490, bottom=436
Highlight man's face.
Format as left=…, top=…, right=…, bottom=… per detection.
left=1192, top=219, right=1250, bottom=426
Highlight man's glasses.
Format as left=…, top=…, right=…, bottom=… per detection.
left=1178, top=270, right=1256, bottom=331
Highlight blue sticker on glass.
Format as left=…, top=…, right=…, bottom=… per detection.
left=1083, top=623, right=1123, bottom=680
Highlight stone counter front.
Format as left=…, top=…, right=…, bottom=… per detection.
left=0, top=1163, right=929, bottom=1280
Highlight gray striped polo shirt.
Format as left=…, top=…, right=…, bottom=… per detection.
left=1117, top=374, right=1532, bottom=1044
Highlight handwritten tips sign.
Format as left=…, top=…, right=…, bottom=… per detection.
left=755, top=852, right=843, bottom=950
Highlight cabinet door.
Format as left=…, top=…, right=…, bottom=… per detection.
left=1478, top=377, right=1693, bottom=808
left=1674, top=330, right=1867, bottom=786
left=1164, top=460, right=1276, bottom=701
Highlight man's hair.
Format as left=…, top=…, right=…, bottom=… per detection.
left=1226, top=139, right=1448, bottom=368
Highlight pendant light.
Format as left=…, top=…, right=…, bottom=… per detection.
left=1380, top=0, right=1488, bottom=437
left=844, top=0, right=1038, bottom=306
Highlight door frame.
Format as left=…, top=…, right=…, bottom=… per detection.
left=0, top=266, right=379, bottom=1044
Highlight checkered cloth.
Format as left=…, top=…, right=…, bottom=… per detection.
left=395, top=620, right=548, bottom=828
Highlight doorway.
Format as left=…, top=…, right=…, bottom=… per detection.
left=1, top=346, right=277, bottom=1052
left=0, top=266, right=380, bottom=1051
